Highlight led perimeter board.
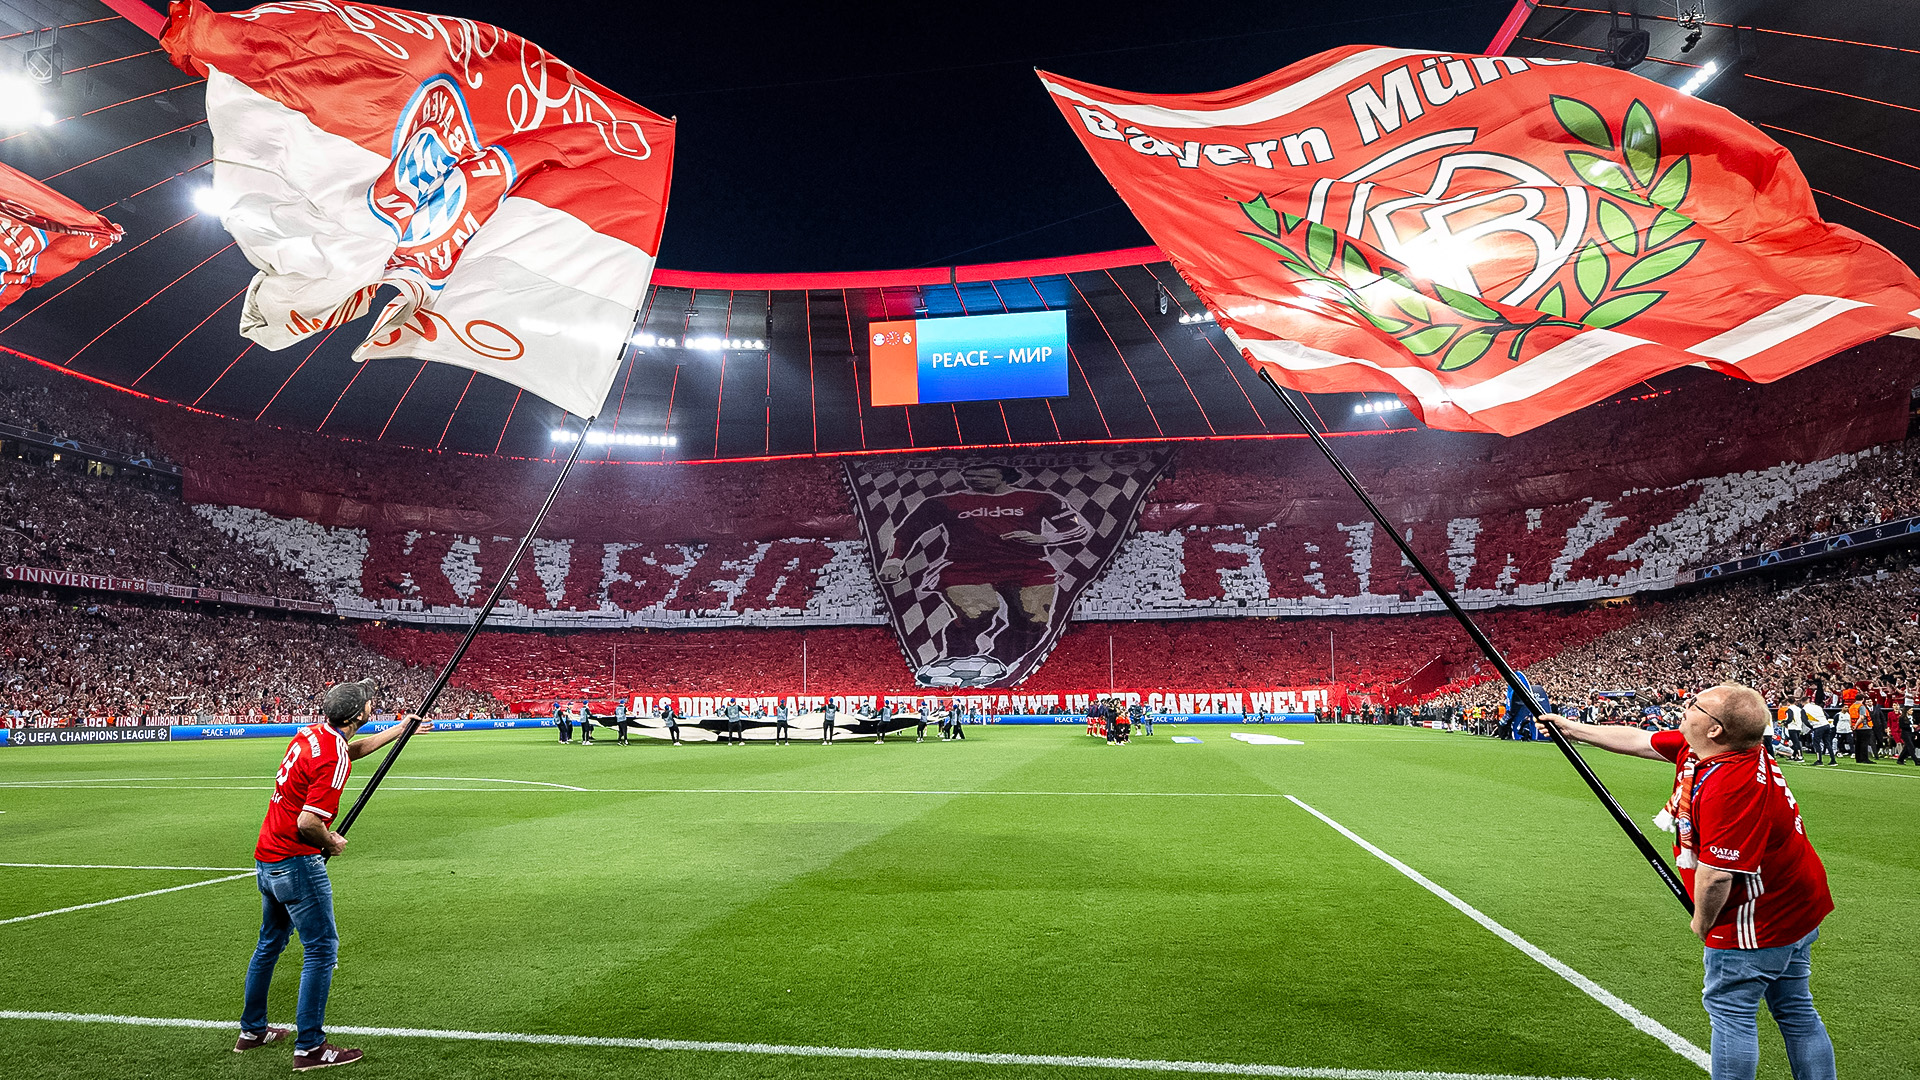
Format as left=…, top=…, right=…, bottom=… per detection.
left=868, top=310, right=1068, bottom=406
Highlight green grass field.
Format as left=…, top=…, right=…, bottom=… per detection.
left=1, top=724, right=1913, bottom=1080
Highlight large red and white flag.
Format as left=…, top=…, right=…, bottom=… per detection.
left=1041, top=48, right=1920, bottom=435
left=0, top=161, right=122, bottom=313
left=162, top=0, right=675, bottom=419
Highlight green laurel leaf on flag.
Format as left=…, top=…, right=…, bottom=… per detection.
left=1649, top=156, right=1692, bottom=209
left=1378, top=269, right=1430, bottom=320
left=1282, top=211, right=1303, bottom=230
left=1567, top=152, right=1635, bottom=196
left=1243, top=231, right=1299, bottom=260
left=1391, top=293, right=1430, bottom=321
left=1433, top=283, right=1501, bottom=322
left=1597, top=200, right=1639, bottom=256
left=1438, top=328, right=1496, bottom=371
left=1305, top=222, right=1338, bottom=273
left=1647, top=208, right=1694, bottom=248
left=1622, top=101, right=1660, bottom=188
left=1575, top=241, right=1608, bottom=303
left=1581, top=290, right=1665, bottom=329
left=1398, top=325, right=1458, bottom=356
left=1354, top=305, right=1411, bottom=333
left=1537, top=283, right=1567, bottom=318
left=1616, top=239, right=1705, bottom=288
left=1551, top=95, right=1614, bottom=150
left=1341, top=243, right=1375, bottom=283
left=1282, top=258, right=1320, bottom=279
left=1241, top=195, right=1281, bottom=236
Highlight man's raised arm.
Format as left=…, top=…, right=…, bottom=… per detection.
left=1544, top=713, right=1666, bottom=760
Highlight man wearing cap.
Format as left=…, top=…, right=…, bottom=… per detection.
left=236, top=679, right=428, bottom=1070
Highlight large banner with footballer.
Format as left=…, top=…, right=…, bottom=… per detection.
left=1040, top=48, right=1920, bottom=435
left=845, top=450, right=1170, bottom=688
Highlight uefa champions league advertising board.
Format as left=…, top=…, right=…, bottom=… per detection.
left=846, top=450, right=1170, bottom=688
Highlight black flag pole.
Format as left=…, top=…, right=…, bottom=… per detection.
left=334, top=413, right=596, bottom=839
left=1256, top=370, right=1692, bottom=913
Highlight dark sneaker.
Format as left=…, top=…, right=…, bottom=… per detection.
left=233, top=1027, right=291, bottom=1053
left=292, top=1043, right=362, bottom=1071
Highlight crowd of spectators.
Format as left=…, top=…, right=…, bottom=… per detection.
left=1695, top=437, right=1920, bottom=564
left=0, top=358, right=166, bottom=459
left=0, top=455, right=321, bottom=598
left=1428, top=548, right=1920, bottom=720
left=0, top=596, right=499, bottom=723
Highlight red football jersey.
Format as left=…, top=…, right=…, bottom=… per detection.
left=1650, top=730, right=1833, bottom=949
left=255, top=723, right=351, bottom=861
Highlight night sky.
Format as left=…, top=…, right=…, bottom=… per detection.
left=211, top=0, right=1517, bottom=273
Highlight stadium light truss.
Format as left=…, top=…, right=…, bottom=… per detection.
left=553, top=429, right=677, bottom=447
left=632, top=332, right=767, bottom=351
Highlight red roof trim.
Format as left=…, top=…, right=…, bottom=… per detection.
left=651, top=266, right=950, bottom=291
left=650, top=245, right=1168, bottom=292
left=954, top=245, right=1165, bottom=283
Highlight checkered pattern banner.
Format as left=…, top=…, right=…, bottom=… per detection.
left=845, top=450, right=1172, bottom=688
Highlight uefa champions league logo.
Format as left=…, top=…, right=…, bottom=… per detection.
left=367, top=75, right=515, bottom=288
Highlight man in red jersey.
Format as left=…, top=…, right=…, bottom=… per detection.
left=878, top=464, right=1090, bottom=666
left=1547, top=683, right=1835, bottom=1080
left=236, top=679, right=426, bottom=1070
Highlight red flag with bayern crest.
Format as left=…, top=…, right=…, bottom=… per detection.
left=161, top=0, right=675, bottom=419
left=0, top=161, right=123, bottom=313
left=1041, top=48, right=1920, bottom=436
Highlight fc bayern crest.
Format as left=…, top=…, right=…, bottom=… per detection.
left=366, top=75, right=516, bottom=289
left=0, top=217, right=49, bottom=284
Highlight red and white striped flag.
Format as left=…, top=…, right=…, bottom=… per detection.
left=0, top=161, right=122, bottom=312
left=1041, top=48, right=1920, bottom=435
left=162, top=0, right=676, bottom=419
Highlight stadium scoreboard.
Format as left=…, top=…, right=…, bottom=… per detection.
left=868, top=310, right=1068, bottom=406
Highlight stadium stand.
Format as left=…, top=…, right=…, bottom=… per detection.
left=0, top=596, right=498, bottom=722
left=1428, top=548, right=1920, bottom=709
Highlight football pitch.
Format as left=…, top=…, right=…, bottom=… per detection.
left=2, top=725, right=1913, bottom=1080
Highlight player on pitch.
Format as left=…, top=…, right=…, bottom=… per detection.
left=1546, top=683, right=1835, bottom=1080
left=236, top=679, right=427, bottom=1070
left=878, top=463, right=1090, bottom=664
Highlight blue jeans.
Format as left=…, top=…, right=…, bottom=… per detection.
left=241, top=855, right=338, bottom=1051
left=1702, top=928, right=1835, bottom=1080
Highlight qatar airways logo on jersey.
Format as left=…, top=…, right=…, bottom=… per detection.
left=957, top=506, right=1025, bottom=520
left=367, top=75, right=516, bottom=287
left=1708, top=844, right=1742, bottom=861
left=0, top=216, right=49, bottom=283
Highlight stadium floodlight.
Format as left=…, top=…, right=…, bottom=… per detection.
left=555, top=428, right=676, bottom=447
left=1679, top=60, right=1720, bottom=96
left=191, top=186, right=233, bottom=215
left=0, top=75, right=52, bottom=128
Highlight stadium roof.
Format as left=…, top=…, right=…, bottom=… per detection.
left=0, top=0, right=1916, bottom=462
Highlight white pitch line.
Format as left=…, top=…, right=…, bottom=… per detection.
left=0, top=873, right=252, bottom=927
left=0, top=1011, right=1626, bottom=1080
left=1282, top=795, right=1708, bottom=1072
left=395, top=775, right=587, bottom=791
left=0, top=863, right=252, bottom=872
